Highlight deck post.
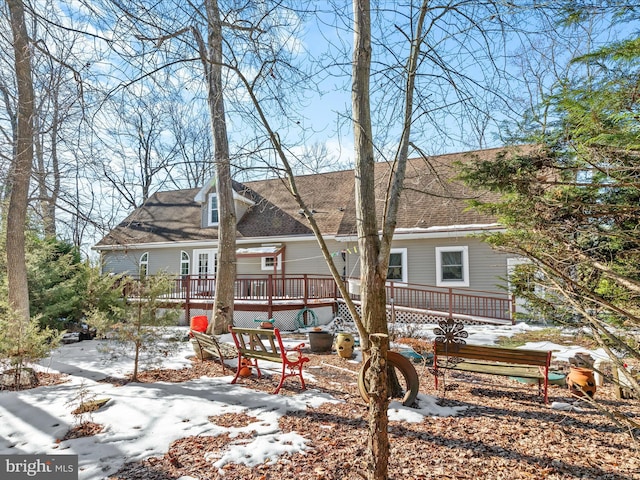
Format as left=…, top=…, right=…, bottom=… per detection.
left=389, top=282, right=395, bottom=323
left=267, top=274, right=274, bottom=318
left=185, top=275, right=192, bottom=322
left=303, top=274, right=309, bottom=304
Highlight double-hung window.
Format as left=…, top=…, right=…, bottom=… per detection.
left=435, top=246, right=469, bottom=287
left=386, top=248, right=407, bottom=283
left=208, top=194, right=219, bottom=226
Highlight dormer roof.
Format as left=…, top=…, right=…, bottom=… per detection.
left=194, top=176, right=255, bottom=207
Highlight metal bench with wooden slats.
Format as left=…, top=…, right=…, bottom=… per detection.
left=228, top=326, right=310, bottom=394
left=432, top=341, right=552, bottom=403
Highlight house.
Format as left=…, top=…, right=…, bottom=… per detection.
left=94, top=147, right=521, bottom=328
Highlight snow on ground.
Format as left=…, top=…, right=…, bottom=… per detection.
left=0, top=324, right=608, bottom=479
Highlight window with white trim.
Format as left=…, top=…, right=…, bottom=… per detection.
left=435, top=246, right=469, bottom=287
left=198, top=253, right=209, bottom=277
left=193, top=249, right=217, bottom=277
left=387, top=248, right=407, bottom=283
left=180, top=251, right=190, bottom=276
left=261, top=255, right=282, bottom=271
left=139, top=252, right=149, bottom=277
left=208, top=194, right=219, bottom=226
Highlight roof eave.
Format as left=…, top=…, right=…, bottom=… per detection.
left=93, top=233, right=337, bottom=251
left=336, top=224, right=505, bottom=242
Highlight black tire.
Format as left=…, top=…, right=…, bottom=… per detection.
left=358, top=351, right=420, bottom=406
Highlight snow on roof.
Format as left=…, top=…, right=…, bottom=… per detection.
left=394, top=223, right=502, bottom=234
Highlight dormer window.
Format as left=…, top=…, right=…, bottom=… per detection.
left=195, top=178, right=255, bottom=228
left=209, top=194, right=219, bottom=226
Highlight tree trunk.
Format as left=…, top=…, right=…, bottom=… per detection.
left=6, top=0, right=34, bottom=323
left=352, top=3, right=391, bottom=480
left=35, top=96, right=60, bottom=238
left=352, top=0, right=388, bottom=351
left=366, top=334, right=390, bottom=479
left=203, top=0, right=236, bottom=335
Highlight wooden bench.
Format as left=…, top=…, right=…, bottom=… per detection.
left=190, top=330, right=238, bottom=373
left=228, top=326, right=310, bottom=394
left=432, top=341, right=552, bottom=403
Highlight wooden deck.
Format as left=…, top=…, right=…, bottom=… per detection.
left=148, top=274, right=515, bottom=325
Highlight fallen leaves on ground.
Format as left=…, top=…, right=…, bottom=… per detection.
left=60, top=422, right=104, bottom=441
left=109, top=347, right=640, bottom=480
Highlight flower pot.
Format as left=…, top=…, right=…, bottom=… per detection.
left=336, top=332, right=354, bottom=359
left=567, top=366, right=596, bottom=398
left=308, top=332, right=334, bottom=353
left=239, top=358, right=253, bottom=377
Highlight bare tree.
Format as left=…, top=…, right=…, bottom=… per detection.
left=165, top=98, right=215, bottom=189
left=76, top=0, right=315, bottom=333
left=199, top=0, right=236, bottom=334
left=351, top=2, right=431, bottom=475
left=0, top=2, right=113, bottom=255
left=31, top=33, right=85, bottom=238
left=222, top=2, right=429, bottom=476
left=5, top=0, right=34, bottom=321
left=99, top=89, right=181, bottom=209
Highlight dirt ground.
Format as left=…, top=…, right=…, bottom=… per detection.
left=108, top=338, right=640, bottom=480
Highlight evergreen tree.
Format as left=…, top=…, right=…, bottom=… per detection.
left=87, top=274, right=179, bottom=382
left=459, top=31, right=640, bottom=400
left=26, top=235, right=85, bottom=328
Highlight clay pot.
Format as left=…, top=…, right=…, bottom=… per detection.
left=567, top=366, right=596, bottom=398
left=239, top=358, right=252, bottom=377
left=336, top=333, right=354, bottom=359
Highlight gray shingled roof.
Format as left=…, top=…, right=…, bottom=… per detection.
left=95, top=148, right=508, bottom=248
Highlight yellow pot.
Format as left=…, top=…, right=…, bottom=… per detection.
left=336, top=333, right=354, bottom=359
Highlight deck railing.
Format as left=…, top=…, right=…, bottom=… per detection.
left=386, top=282, right=513, bottom=321
left=159, top=274, right=513, bottom=322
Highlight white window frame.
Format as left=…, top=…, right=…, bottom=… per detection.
left=193, top=249, right=217, bottom=277
left=386, top=248, right=407, bottom=283
left=139, top=252, right=149, bottom=277
left=261, top=255, right=282, bottom=271
left=208, top=194, right=219, bottom=226
left=435, top=246, right=469, bottom=287
left=180, top=251, right=190, bottom=276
